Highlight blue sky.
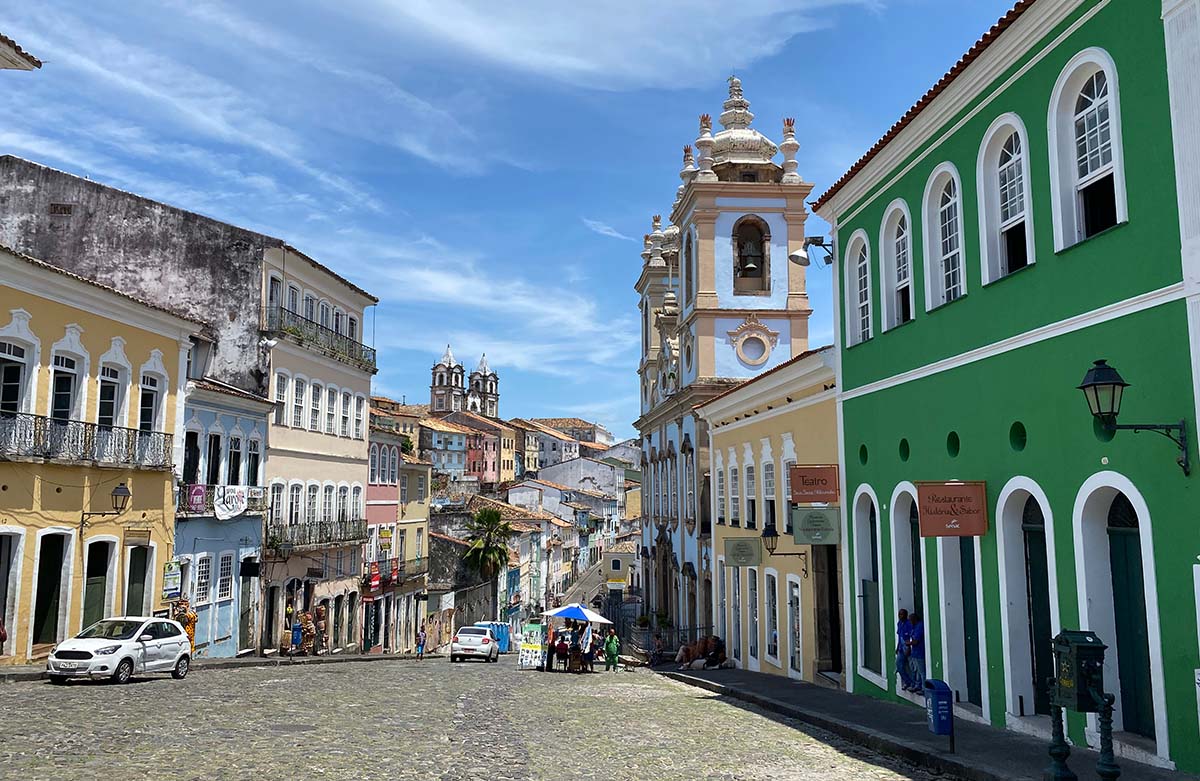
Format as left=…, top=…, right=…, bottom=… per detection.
left=1, top=1, right=1016, bottom=440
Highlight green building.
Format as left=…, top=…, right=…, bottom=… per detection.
left=813, top=0, right=1200, bottom=772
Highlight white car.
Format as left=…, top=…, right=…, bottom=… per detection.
left=449, top=626, right=499, bottom=663
left=46, top=616, right=191, bottom=684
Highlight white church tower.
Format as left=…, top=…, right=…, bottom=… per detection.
left=635, top=77, right=814, bottom=632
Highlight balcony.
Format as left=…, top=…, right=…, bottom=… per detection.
left=0, top=412, right=172, bottom=469
left=177, top=484, right=269, bottom=517
left=264, top=306, right=377, bottom=371
left=361, top=556, right=429, bottom=589
left=266, top=518, right=368, bottom=551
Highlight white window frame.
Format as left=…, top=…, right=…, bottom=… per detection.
left=921, top=162, right=966, bottom=311
left=274, top=372, right=289, bottom=427
left=842, top=230, right=872, bottom=346
left=216, top=551, right=234, bottom=602
left=194, top=554, right=213, bottom=605
left=310, top=382, right=322, bottom=431
left=292, top=377, right=307, bottom=429
left=764, top=567, right=780, bottom=666
left=878, top=200, right=915, bottom=331
left=1047, top=48, right=1127, bottom=251
left=978, top=113, right=1037, bottom=284
left=369, top=444, right=379, bottom=484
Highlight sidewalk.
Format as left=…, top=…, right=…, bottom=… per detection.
left=0, top=650, right=441, bottom=684
left=659, top=665, right=1195, bottom=781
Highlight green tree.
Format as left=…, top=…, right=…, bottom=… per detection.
left=462, top=507, right=515, bottom=620
left=400, top=435, right=414, bottom=455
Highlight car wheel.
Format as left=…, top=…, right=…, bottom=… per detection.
left=450, top=655, right=457, bottom=663
left=48, top=675, right=68, bottom=685
left=172, top=655, right=190, bottom=680
left=113, top=659, right=133, bottom=685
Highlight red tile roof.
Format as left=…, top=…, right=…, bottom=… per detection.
left=812, top=0, right=1035, bottom=211
left=0, top=34, right=41, bottom=68
left=694, top=345, right=834, bottom=411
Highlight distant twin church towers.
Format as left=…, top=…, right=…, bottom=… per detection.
left=429, top=344, right=499, bottom=418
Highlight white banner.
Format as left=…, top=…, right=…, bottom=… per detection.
left=213, top=486, right=248, bottom=520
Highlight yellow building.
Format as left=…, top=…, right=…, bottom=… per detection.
left=0, top=246, right=200, bottom=664
left=696, top=346, right=843, bottom=684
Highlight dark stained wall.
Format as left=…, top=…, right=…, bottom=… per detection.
left=0, top=156, right=279, bottom=396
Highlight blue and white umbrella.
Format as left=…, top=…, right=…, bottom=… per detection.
left=541, top=602, right=612, bottom=624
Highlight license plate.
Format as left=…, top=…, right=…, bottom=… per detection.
left=462, top=648, right=475, bottom=653
left=58, top=662, right=77, bottom=670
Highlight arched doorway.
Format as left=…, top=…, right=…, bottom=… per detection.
left=853, top=489, right=883, bottom=680
left=1073, top=474, right=1165, bottom=756
left=997, top=479, right=1059, bottom=719
left=1106, top=493, right=1153, bottom=738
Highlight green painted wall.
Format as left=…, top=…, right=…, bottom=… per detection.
left=836, top=0, right=1179, bottom=392
left=828, top=0, right=1198, bottom=771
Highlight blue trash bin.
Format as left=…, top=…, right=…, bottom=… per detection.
left=924, top=679, right=954, bottom=736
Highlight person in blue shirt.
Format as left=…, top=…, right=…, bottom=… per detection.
left=906, top=612, right=926, bottom=692
left=895, top=609, right=912, bottom=691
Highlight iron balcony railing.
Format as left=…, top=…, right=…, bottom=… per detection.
left=361, top=556, right=429, bottom=588
left=177, top=484, right=269, bottom=516
left=266, top=518, right=368, bottom=550
left=0, top=412, right=172, bottom=469
left=263, top=305, right=377, bottom=370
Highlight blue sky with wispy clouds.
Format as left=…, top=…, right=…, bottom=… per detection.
left=1, top=1, right=1016, bottom=439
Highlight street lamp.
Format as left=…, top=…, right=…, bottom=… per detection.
left=788, top=236, right=835, bottom=267
left=1077, top=359, right=1189, bottom=475
left=80, top=482, right=132, bottom=540
left=760, top=522, right=808, bottom=578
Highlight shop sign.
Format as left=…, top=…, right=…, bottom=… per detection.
left=789, top=465, right=840, bottom=504
left=213, top=485, right=248, bottom=520
left=792, top=506, right=841, bottom=545
left=306, top=566, right=325, bottom=579
left=162, top=560, right=182, bottom=601
left=369, top=562, right=381, bottom=590
left=916, top=481, right=989, bottom=537
left=124, top=529, right=151, bottom=546
left=724, top=537, right=762, bottom=567
left=186, top=484, right=206, bottom=513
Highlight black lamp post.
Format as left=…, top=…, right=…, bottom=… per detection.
left=80, top=482, right=132, bottom=540
left=761, top=522, right=808, bottom=578
left=1078, top=359, right=1189, bottom=475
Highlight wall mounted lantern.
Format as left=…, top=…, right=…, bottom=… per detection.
left=79, top=482, right=132, bottom=543
left=1078, top=359, right=1189, bottom=475
left=761, top=522, right=808, bottom=578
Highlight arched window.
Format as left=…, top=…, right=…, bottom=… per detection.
left=369, top=444, right=378, bottom=483
left=978, top=115, right=1035, bottom=283
left=390, top=447, right=399, bottom=484
left=843, top=231, right=872, bottom=345
left=880, top=202, right=914, bottom=330
left=922, top=164, right=965, bottom=310
left=732, top=216, right=770, bottom=294
left=1048, top=49, right=1126, bottom=249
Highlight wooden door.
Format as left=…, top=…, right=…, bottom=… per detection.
left=959, top=537, right=982, bottom=706
left=83, top=542, right=109, bottom=628
left=125, top=546, right=148, bottom=615
left=1108, top=493, right=1154, bottom=738
left=1021, top=497, right=1053, bottom=715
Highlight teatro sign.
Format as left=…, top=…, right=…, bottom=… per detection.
left=916, top=481, right=989, bottom=537
left=788, top=465, right=840, bottom=504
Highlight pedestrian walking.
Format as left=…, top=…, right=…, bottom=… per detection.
left=604, top=628, right=620, bottom=672
left=906, top=612, right=926, bottom=692
left=895, top=608, right=912, bottom=691
left=416, top=624, right=427, bottom=660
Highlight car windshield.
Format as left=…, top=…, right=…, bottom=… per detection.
left=459, top=627, right=486, bottom=636
left=77, top=619, right=145, bottom=640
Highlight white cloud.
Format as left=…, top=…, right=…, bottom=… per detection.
left=582, top=218, right=635, bottom=242
left=362, top=0, right=878, bottom=89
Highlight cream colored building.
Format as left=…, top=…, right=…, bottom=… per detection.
left=261, top=245, right=378, bottom=653
left=696, top=346, right=842, bottom=684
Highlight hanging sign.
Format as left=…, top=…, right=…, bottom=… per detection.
left=916, top=481, right=989, bottom=537
left=162, top=560, right=182, bottom=601
left=369, top=562, right=381, bottom=590
left=789, top=465, right=840, bottom=504
left=186, top=484, right=207, bottom=513
left=724, top=537, right=762, bottom=567
left=213, top=486, right=248, bottom=520
left=792, top=505, right=841, bottom=545
left=124, top=529, right=151, bottom=546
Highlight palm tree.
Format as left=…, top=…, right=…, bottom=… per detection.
left=462, top=507, right=515, bottom=620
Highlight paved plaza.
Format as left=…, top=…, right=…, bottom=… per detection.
left=0, top=658, right=951, bottom=781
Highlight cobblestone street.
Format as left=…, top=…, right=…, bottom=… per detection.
left=0, top=658, right=951, bottom=781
